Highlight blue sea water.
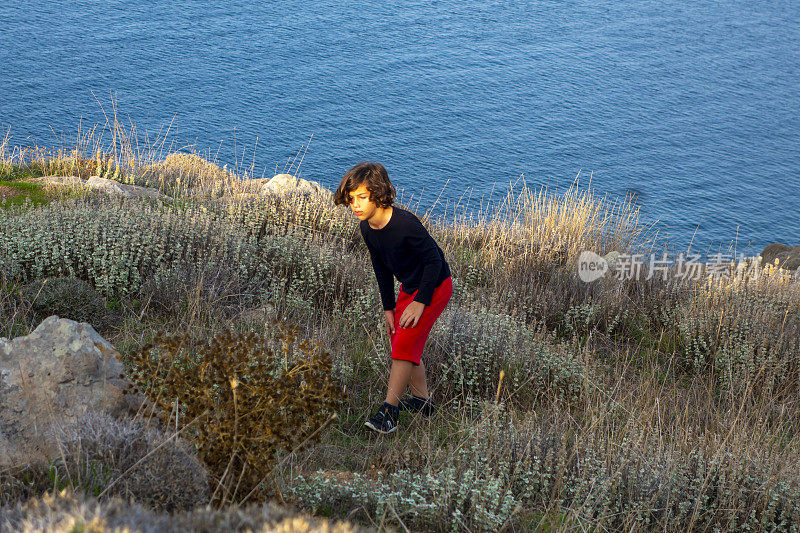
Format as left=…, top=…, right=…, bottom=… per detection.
left=1, top=0, right=798, bottom=258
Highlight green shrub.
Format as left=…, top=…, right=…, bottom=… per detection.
left=428, top=301, right=589, bottom=409
left=16, top=276, right=118, bottom=333
left=288, top=399, right=800, bottom=532
left=0, top=195, right=272, bottom=299
left=290, top=465, right=518, bottom=533
left=0, top=194, right=367, bottom=327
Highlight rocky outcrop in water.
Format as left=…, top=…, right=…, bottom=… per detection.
left=760, top=243, right=800, bottom=272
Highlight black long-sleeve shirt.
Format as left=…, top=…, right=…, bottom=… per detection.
left=359, top=206, right=452, bottom=311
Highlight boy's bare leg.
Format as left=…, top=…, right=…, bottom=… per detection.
left=408, top=359, right=429, bottom=399
left=385, top=359, right=414, bottom=406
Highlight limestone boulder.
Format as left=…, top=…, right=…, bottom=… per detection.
left=760, top=243, right=800, bottom=272
left=86, top=176, right=167, bottom=199
left=24, top=175, right=167, bottom=200
left=265, top=172, right=331, bottom=197
left=0, top=316, right=142, bottom=468
left=85, top=175, right=129, bottom=196
left=209, top=173, right=336, bottom=213
left=251, top=173, right=332, bottom=200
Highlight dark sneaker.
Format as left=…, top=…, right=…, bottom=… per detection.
left=399, top=394, right=436, bottom=416
left=364, top=402, right=399, bottom=434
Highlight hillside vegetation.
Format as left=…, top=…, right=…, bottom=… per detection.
left=1, top=126, right=799, bottom=532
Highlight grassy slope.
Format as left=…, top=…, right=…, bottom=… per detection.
left=1, top=150, right=799, bottom=532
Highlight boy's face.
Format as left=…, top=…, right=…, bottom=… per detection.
left=348, top=182, right=379, bottom=221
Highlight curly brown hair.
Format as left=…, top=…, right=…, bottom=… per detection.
left=333, top=162, right=396, bottom=208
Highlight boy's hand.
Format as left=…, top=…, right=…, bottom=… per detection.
left=384, top=309, right=396, bottom=336
left=399, top=301, right=426, bottom=329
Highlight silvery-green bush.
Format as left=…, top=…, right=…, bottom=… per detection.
left=427, top=301, right=589, bottom=408
left=288, top=400, right=800, bottom=532
left=0, top=194, right=369, bottom=322
left=0, top=196, right=262, bottom=297
left=290, top=466, right=518, bottom=533
left=288, top=402, right=532, bottom=532
left=496, top=404, right=800, bottom=531
left=670, top=281, right=800, bottom=397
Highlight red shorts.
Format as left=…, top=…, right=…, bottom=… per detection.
left=390, top=276, right=453, bottom=366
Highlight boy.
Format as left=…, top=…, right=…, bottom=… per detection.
left=334, top=162, right=453, bottom=434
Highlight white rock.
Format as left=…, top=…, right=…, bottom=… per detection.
left=81, top=176, right=166, bottom=199
left=0, top=316, right=141, bottom=468
left=117, top=182, right=167, bottom=200
left=259, top=173, right=332, bottom=199
left=26, top=175, right=167, bottom=200
left=85, top=176, right=132, bottom=197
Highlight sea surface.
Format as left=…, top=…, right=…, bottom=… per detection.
left=2, top=0, right=798, bottom=258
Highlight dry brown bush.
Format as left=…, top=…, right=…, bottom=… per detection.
left=126, top=321, right=347, bottom=505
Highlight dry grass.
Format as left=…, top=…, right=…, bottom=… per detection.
left=0, top=489, right=376, bottom=532
left=0, top=185, right=18, bottom=199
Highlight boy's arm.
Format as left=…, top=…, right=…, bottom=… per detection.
left=406, top=220, right=443, bottom=307
left=362, top=229, right=397, bottom=311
